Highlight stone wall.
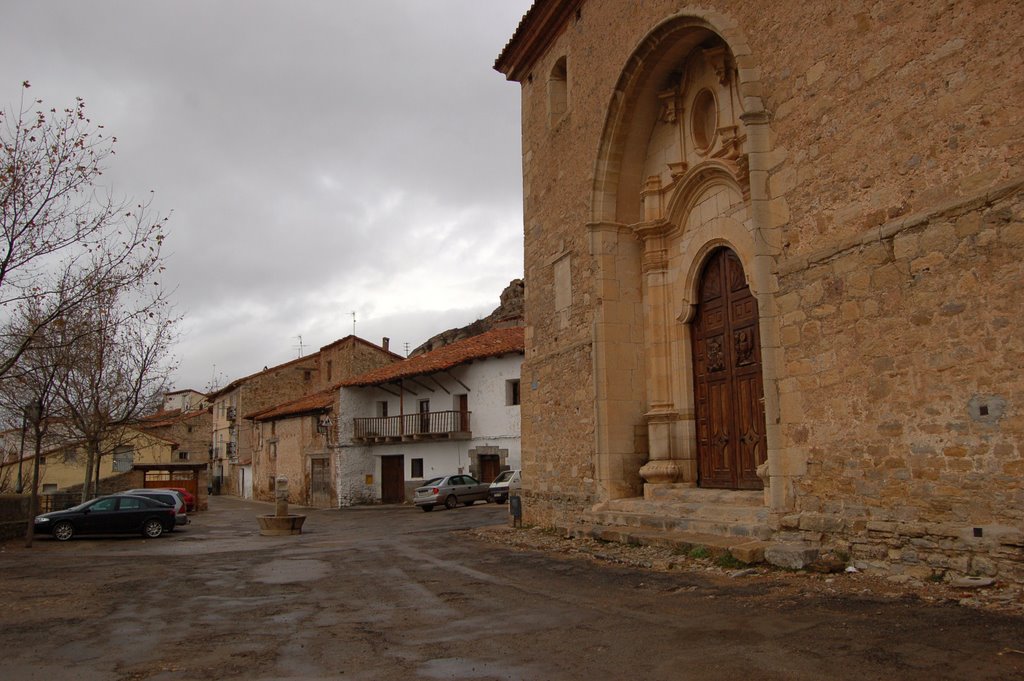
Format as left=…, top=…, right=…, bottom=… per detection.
left=501, top=0, right=1024, bottom=579
left=777, top=182, right=1024, bottom=581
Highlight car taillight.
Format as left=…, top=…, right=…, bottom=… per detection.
left=431, top=488, right=439, bottom=494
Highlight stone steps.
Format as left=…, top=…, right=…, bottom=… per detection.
left=567, top=524, right=772, bottom=564
left=569, top=486, right=819, bottom=567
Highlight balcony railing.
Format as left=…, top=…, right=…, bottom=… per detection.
left=353, top=410, right=471, bottom=444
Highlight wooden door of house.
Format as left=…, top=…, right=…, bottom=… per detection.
left=418, top=400, right=430, bottom=434
left=457, top=394, right=469, bottom=432
left=692, top=248, right=767, bottom=489
left=381, top=455, right=405, bottom=503
left=478, top=454, right=501, bottom=483
left=309, top=457, right=331, bottom=508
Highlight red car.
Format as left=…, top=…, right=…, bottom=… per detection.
left=158, top=487, right=196, bottom=512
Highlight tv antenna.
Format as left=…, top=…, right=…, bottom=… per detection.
left=350, top=311, right=356, bottom=336
left=295, top=335, right=305, bottom=357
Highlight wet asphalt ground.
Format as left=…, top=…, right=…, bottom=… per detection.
left=0, top=495, right=1022, bottom=681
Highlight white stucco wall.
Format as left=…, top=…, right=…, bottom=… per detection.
left=334, top=353, right=522, bottom=506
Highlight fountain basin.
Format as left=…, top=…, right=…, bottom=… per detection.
left=257, top=514, right=307, bottom=536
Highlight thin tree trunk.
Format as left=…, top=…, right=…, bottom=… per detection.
left=81, top=444, right=97, bottom=503
left=23, top=431, right=42, bottom=548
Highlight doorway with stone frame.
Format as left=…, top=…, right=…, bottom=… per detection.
left=691, top=246, right=767, bottom=490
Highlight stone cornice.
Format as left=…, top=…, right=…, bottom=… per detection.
left=778, top=175, right=1024, bottom=277
left=494, top=0, right=584, bottom=82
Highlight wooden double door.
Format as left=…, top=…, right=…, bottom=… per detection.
left=691, top=248, right=768, bottom=490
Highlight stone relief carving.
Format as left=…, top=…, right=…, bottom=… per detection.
left=706, top=336, right=725, bottom=372
left=735, top=329, right=754, bottom=366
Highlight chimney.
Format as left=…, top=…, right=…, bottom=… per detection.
left=382, top=337, right=390, bottom=352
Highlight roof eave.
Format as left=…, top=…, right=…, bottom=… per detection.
left=494, top=0, right=582, bottom=82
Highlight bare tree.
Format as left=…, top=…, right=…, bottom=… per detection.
left=0, top=295, right=76, bottom=545
left=0, top=81, right=167, bottom=378
left=54, top=289, right=177, bottom=502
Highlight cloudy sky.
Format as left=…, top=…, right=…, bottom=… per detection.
left=1, top=0, right=532, bottom=391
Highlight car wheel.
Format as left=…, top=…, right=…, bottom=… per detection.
left=487, top=494, right=495, bottom=503
left=142, top=519, right=164, bottom=538
left=444, top=495, right=458, bottom=510
left=420, top=505, right=433, bottom=512
left=53, top=521, right=74, bottom=542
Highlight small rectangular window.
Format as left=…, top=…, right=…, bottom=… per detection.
left=377, top=401, right=388, bottom=418
left=507, top=379, right=521, bottom=406
left=411, top=458, right=424, bottom=478
left=113, top=446, right=134, bottom=472
left=177, top=451, right=190, bottom=461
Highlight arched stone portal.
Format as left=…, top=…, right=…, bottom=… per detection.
left=587, top=12, right=791, bottom=511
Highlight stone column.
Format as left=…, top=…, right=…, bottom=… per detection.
left=633, top=216, right=683, bottom=485
left=275, top=475, right=289, bottom=517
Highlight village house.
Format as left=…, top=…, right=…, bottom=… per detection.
left=208, top=354, right=319, bottom=498
left=133, top=400, right=214, bottom=507
left=0, top=426, right=182, bottom=496
left=334, top=327, right=524, bottom=506
left=496, top=1, right=1023, bottom=581
left=246, top=389, right=337, bottom=507
left=222, top=335, right=402, bottom=501
left=160, top=389, right=209, bottom=413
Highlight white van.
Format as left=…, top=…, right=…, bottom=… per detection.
left=487, top=469, right=521, bottom=504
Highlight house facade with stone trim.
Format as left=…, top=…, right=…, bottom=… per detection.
left=335, top=328, right=524, bottom=506
left=208, top=336, right=402, bottom=499
left=246, top=389, right=339, bottom=508
left=496, top=1, right=1023, bottom=581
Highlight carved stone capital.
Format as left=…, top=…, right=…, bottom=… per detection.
left=639, top=459, right=684, bottom=484
left=631, top=218, right=673, bottom=242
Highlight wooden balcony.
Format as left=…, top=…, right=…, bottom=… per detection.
left=352, top=410, right=471, bottom=444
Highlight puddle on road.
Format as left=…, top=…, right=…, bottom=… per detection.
left=251, top=558, right=331, bottom=584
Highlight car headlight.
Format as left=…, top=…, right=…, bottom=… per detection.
left=34, top=516, right=51, bottom=523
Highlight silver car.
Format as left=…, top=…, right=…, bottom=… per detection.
left=125, top=488, right=189, bottom=526
left=414, top=475, right=490, bottom=512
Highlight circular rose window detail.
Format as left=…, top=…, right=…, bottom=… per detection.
left=690, top=88, right=718, bottom=154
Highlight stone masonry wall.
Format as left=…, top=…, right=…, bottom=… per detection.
left=508, top=0, right=1024, bottom=573
left=778, top=183, right=1024, bottom=581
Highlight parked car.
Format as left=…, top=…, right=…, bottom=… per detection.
left=125, top=488, right=189, bottom=526
left=487, top=469, right=522, bottom=504
left=157, top=486, right=196, bottom=512
left=34, top=494, right=177, bottom=541
left=414, top=475, right=490, bottom=511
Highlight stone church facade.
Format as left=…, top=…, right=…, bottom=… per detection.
left=496, top=1, right=1023, bottom=581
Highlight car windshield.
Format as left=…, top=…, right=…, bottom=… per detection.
left=493, top=471, right=516, bottom=483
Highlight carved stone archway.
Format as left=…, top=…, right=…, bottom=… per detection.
left=587, top=11, right=792, bottom=511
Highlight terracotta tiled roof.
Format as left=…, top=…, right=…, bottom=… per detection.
left=246, top=389, right=336, bottom=422
left=342, top=327, right=524, bottom=387
left=136, top=407, right=210, bottom=429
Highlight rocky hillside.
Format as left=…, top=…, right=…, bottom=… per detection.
left=410, top=279, right=524, bottom=356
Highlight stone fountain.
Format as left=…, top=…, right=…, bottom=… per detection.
left=257, top=475, right=307, bottom=536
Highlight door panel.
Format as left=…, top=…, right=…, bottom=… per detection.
left=310, top=458, right=331, bottom=508
left=692, top=248, right=768, bottom=490
left=380, top=455, right=405, bottom=504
